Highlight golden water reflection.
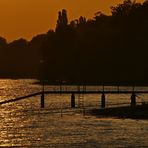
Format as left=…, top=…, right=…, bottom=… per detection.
left=0, top=79, right=148, bottom=147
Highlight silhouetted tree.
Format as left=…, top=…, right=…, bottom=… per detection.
left=111, top=0, right=137, bottom=16
left=56, top=9, right=68, bottom=32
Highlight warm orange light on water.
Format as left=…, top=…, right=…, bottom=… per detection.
left=0, top=0, right=144, bottom=41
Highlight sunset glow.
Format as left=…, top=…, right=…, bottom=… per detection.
left=0, top=0, right=144, bottom=41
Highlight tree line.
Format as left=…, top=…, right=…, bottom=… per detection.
left=0, top=0, right=148, bottom=85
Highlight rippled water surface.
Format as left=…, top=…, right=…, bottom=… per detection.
left=0, top=79, right=148, bottom=147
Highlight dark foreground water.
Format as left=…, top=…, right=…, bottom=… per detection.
left=0, top=79, right=148, bottom=147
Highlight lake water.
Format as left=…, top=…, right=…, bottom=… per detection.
left=0, top=79, right=148, bottom=147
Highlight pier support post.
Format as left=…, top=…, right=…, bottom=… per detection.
left=41, top=92, right=45, bottom=108
left=71, top=93, right=75, bottom=108
left=131, top=92, right=136, bottom=108
left=101, top=93, right=106, bottom=108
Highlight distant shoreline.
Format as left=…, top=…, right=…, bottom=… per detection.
left=0, top=78, right=148, bottom=87
left=34, top=80, right=148, bottom=87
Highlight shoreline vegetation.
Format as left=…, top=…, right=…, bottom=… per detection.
left=0, top=0, right=148, bottom=85
left=35, top=80, right=148, bottom=87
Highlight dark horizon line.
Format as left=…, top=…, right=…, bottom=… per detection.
left=0, top=76, right=148, bottom=87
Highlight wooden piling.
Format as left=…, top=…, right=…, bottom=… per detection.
left=41, top=92, right=45, bottom=108
left=101, top=93, right=106, bottom=108
left=71, top=93, right=75, bottom=108
left=131, top=92, right=136, bottom=108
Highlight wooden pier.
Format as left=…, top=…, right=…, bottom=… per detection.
left=0, top=92, right=41, bottom=105
left=0, top=81, right=147, bottom=110
left=0, top=89, right=148, bottom=106
left=0, top=86, right=147, bottom=119
left=43, top=90, right=148, bottom=94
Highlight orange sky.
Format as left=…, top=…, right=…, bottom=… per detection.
left=0, top=0, right=144, bottom=42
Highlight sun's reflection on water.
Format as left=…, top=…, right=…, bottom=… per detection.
left=0, top=79, right=148, bottom=147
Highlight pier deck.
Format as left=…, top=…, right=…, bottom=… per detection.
left=43, top=90, right=148, bottom=94
left=0, top=89, right=148, bottom=105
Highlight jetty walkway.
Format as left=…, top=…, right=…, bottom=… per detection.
left=0, top=87, right=148, bottom=108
